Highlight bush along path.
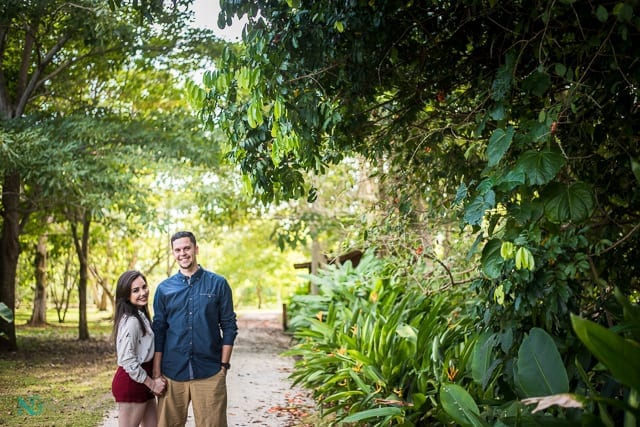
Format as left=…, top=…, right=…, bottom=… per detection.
left=100, top=310, right=315, bottom=427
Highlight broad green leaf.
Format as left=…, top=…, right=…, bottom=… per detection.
left=614, top=288, right=640, bottom=342
left=411, top=392, right=427, bottom=410
left=454, top=182, right=468, bottom=206
left=630, top=157, right=640, bottom=184
left=571, top=314, right=640, bottom=392
left=481, top=239, right=503, bottom=279
left=464, top=189, right=495, bottom=226
left=0, top=302, right=13, bottom=323
left=613, top=3, right=634, bottom=22
left=554, top=63, right=567, bottom=77
left=341, top=407, right=403, bottom=423
left=522, top=70, right=551, bottom=97
left=471, top=332, right=498, bottom=389
left=515, top=149, right=565, bottom=185
left=496, top=169, right=525, bottom=192
left=542, top=182, right=594, bottom=224
left=596, top=5, right=608, bottom=22
left=517, top=328, right=569, bottom=397
left=440, top=383, right=486, bottom=427
left=487, top=126, right=515, bottom=167
left=396, top=323, right=418, bottom=343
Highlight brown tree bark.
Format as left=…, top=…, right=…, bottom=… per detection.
left=71, top=211, right=91, bottom=341
left=0, top=172, right=21, bottom=351
left=28, top=233, right=48, bottom=326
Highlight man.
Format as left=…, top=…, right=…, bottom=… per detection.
left=152, top=231, right=238, bottom=427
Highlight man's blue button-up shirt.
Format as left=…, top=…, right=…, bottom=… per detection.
left=152, top=266, right=238, bottom=381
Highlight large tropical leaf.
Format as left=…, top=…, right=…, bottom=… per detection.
left=481, top=239, right=503, bottom=279
left=515, top=149, right=565, bottom=186
left=340, top=406, right=403, bottom=423
left=471, top=332, right=499, bottom=389
left=440, top=383, right=488, bottom=427
left=487, top=126, right=515, bottom=167
left=517, top=328, right=569, bottom=397
left=571, top=314, right=640, bottom=392
left=542, top=182, right=594, bottom=224
left=0, top=302, right=12, bottom=323
left=464, top=189, right=496, bottom=226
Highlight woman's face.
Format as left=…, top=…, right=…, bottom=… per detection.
left=129, top=276, right=149, bottom=308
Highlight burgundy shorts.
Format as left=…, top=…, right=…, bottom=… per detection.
left=111, top=360, right=154, bottom=403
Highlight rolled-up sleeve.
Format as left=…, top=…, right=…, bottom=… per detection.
left=117, top=317, right=147, bottom=383
left=219, top=280, right=238, bottom=346
left=152, top=289, right=167, bottom=352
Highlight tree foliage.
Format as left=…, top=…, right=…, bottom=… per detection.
left=203, top=0, right=640, bottom=422
left=206, top=0, right=640, bottom=318
left=0, top=0, right=210, bottom=349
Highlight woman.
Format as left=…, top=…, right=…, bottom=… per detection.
left=111, top=270, right=166, bottom=427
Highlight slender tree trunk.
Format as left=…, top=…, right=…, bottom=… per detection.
left=28, top=233, right=48, bottom=326
left=0, top=172, right=21, bottom=351
left=71, top=211, right=91, bottom=340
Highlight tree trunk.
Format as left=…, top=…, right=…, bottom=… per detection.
left=0, top=171, right=21, bottom=351
left=71, top=211, right=91, bottom=340
left=28, top=233, right=48, bottom=326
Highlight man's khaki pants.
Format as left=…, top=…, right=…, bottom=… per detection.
left=157, top=370, right=227, bottom=427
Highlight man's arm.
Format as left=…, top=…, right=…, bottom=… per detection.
left=153, top=351, right=163, bottom=378
left=221, top=345, right=233, bottom=370
left=152, top=285, right=167, bottom=378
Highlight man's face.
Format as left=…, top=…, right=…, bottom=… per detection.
left=172, top=237, right=198, bottom=270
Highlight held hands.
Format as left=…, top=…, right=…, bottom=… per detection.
left=146, top=375, right=167, bottom=396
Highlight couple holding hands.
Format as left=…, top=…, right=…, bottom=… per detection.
left=111, top=231, right=238, bottom=427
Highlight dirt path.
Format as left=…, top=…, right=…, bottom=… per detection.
left=99, top=310, right=314, bottom=426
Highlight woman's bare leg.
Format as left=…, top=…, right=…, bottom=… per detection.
left=140, top=398, right=158, bottom=427
left=118, top=402, right=147, bottom=427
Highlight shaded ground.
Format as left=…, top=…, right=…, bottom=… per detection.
left=100, top=310, right=315, bottom=426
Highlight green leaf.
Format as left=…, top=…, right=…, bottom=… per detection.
left=613, top=3, right=634, bottom=22
left=630, top=157, right=640, bottom=184
left=517, top=328, right=569, bottom=397
left=571, top=314, right=640, bottom=392
left=542, top=182, right=594, bottom=224
left=0, top=302, right=13, bottom=323
left=440, top=383, right=486, bottom=427
left=341, top=407, right=403, bottom=423
left=496, top=169, right=525, bottom=192
left=471, top=332, right=499, bottom=389
left=454, top=182, right=468, bottom=206
left=596, top=5, right=608, bottom=22
left=487, top=126, right=515, bottom=167
left=481, top=239, right=504, bottom=279
left=515, top=149, right=565, bottom=186
left=464, top=188, right=495, bottom=226
left=522, top=70, right=551, bottom=97
left=396, top=323, right=418, bottom=343
left=554, top=63, right=567, bottom=77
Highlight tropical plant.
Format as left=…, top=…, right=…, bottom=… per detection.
left=438, top=288, right=640, bottom=426
left=285, top=251, right=479, bottom=425
left=0, top=302, right=13, bottom=340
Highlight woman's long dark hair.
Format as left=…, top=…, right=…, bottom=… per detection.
left=112, top=270, right=151, bottom=346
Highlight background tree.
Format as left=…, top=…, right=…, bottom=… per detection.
left=0, top=0, right=196, bottom=350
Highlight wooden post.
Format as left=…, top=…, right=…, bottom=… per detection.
left=282, top=303, right=287, bottom=330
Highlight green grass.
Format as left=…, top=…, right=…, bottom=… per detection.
left=0, top=306, right=116, bottom=427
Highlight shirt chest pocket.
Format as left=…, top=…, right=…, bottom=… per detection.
left=200, top=292, right=220, bottom=317
left=200, top=292, right=219, bottom=304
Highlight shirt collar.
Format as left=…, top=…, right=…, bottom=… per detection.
left=178, top=265, right=202, bottom=282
